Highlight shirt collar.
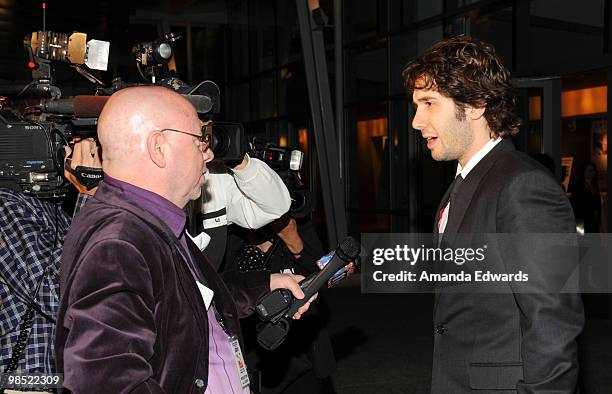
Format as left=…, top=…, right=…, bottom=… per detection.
left=103, top=175, right=187, bottom=238
left=456, top=138, right=502, bottom=179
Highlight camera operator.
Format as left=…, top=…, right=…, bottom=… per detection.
left=0, top=138, right=99, bottom=392
left=230, top=213, right=337, bottom=394
left=193, top=153, right=292, bottom=270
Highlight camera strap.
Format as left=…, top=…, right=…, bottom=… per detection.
left=65, top=163, right=104, bottom=191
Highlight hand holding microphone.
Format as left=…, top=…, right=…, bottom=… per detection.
left=256, top=236, right=361, bottom=350
left=268, top=273, right=318, bottom=320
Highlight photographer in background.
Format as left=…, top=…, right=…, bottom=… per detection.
left=0, top=138, right=99, bottom=385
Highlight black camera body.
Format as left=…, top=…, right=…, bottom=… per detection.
left=0, top=119, right=66, bottom=198
left=1, top=28, right=239, bottom=199
left=249, top=142, right=312, bottom=218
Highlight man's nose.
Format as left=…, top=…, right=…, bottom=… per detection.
left=202, top=146, right=214, bottom=163
left=412, top=108, right=425, bottom=131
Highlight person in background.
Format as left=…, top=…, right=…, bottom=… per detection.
left=570, top=161, right=601, bottom=233
left=0, top=138, right=99, bottom=393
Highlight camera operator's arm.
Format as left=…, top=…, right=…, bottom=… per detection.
left=205, top=154, right=291, bottom=229
left=64, top=138, right=103, bottom=215
left=271, top=214, right=304, bottom=256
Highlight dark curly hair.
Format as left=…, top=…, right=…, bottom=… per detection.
left=402, top=35, right=521, bottom=138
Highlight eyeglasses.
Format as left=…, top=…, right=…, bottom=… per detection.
left=160, top=123, right=212, bottom=151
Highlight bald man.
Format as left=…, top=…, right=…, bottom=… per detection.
left=55, top=87, right=312, bottom=393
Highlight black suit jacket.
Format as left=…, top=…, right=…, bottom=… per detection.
left=431, top=139, right=584, bottom=393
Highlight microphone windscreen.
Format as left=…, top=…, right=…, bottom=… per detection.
left=73, top=96, right=109, bottom=117
left=337, top=236, right=361, bottom=262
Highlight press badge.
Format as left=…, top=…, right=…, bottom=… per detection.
left=230, top=336, right=250, bottom=388
left=196, top=281, right=214, bottom=310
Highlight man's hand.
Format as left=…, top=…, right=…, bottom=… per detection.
left=269, top=273, right=317, bottom=319
left=64, top=138, right=102, bottom=195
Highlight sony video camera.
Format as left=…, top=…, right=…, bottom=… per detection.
left=0, top=30, right=109, bottom=198
left=0, top=27, right=230, bottom=199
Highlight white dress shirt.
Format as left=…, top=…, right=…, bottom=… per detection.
left=438, top=138, right=502, bottom=234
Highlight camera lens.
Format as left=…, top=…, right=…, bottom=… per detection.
left=210, top=125, right=231, bottom=157
left=290, top=189, right=311, bottom=218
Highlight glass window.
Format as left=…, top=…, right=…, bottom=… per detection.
left=445, top=7, right=513, bottom=68
left=561, top=72, right=607, bottom=195
left=250, top=72, right=277, bottom=120
left=529, top=0, right=604, bottom=71
left=346, top=102, right=390, bottom=232
left=249, top=0, right=276, bottom=72
left=226, top=82, right=250, bottom=122
left=227, top=1, right=250, bottom=80
left=445, top=0, right=486, bottom=9
left=276, top=0, right=302, bottom=66
left=192, top=26, right=224, bottom=84
left=531, top=0, right=604, bottom=28
left=345, top=44, right=388, bottom=103
left=515, top=88, right=544, bottom=157
left=403, top=0, right=443, bottom=24
left=343, top=0, right=379, bottom=43
left=389, top=24, right=443, bottom=96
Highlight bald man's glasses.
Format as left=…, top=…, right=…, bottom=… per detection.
left=160, top=124, right=212, bottom=151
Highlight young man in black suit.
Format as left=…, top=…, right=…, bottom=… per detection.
left=403, top=36, right=584, bottom=393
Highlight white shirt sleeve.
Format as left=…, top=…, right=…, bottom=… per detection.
left=202, top=156, right=291, bottom=229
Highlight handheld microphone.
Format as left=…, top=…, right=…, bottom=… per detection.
left=256, top=236, right=361, bottom=350
left=256, top=236, right=360, bottom=322
left=284, top=236, right=360, bottom=319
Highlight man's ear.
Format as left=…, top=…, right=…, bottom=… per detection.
left=467, top=105, right=486, bottom=120
left=147, top=131, right=166, bottom=168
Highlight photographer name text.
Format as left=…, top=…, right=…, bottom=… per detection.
left=372, top=270, right=529, bottom=283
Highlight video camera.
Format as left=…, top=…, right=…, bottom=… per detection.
left=0, top=23, right=241, bottom=199
left=0, top=29, right=109, bottom=198
left=249, top=139, right=312, bottom=218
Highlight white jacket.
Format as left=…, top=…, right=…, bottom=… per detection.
left=202, top=155, right=291, bottom=230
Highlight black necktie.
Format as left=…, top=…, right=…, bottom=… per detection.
left=449, top=174, right=464, bottom=204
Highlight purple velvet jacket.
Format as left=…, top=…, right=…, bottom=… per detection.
left=55, top=181, right=270, bottom=393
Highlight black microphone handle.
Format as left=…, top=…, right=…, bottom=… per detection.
left=284, top=252, right=349, bottom=318
left=298, top=272, right=317, bottom=290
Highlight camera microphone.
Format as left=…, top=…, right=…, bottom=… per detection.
left=43, top=96, right=108, bottom=117
left=43, top=93, right=213, bottom=117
